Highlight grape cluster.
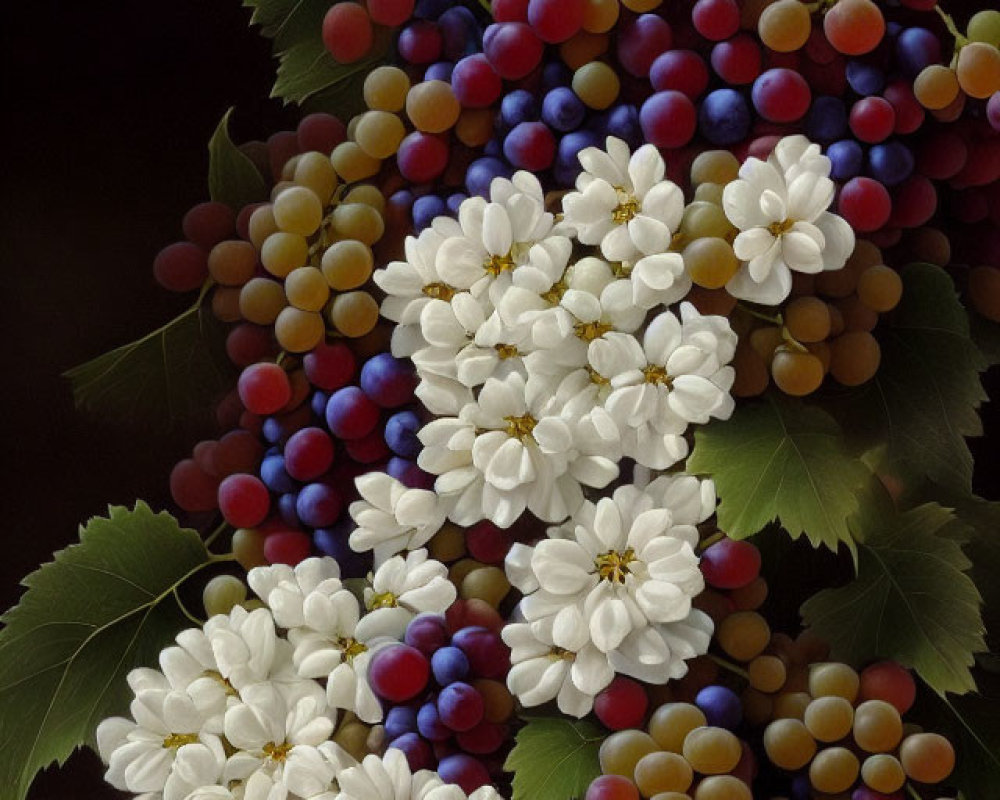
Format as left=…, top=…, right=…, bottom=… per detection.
left=369, top=612, right=514, bottom=794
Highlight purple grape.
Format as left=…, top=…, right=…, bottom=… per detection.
left=278, top=492, right=300, bottom=527
left=502, top=121, right=556, bottom=171
left=387, top=456, right=436, bottom=489
left=501, top=89, right=541, bottom=128
left=360, top=353, right=417, bottom=408
left=313, top=522, right=372, bottom=576
left=436, top=753, right=491, bottom=794
left=310, top=390, right=329, bottom=419
left=554, top=129, right=600, bottom=186
left=385, top=705, right=420, bottom=740
left=541, top=87, right=585, bottom=132
left=465, top=157, right=512, bottom=198
left=414, top=0, right=450, bottom=19
left=261, top=454, right=297, bottom=493
left=895, top=27, right=941, bottom=78
left=438, top=7, right=481, bottom=62
left=425, top=61, right=455, bottom=81
left=389, top=732, right=434, bottom=772
left=845, top=60, right=885, bottom=96
left=438, top=682, right=485, bottom=732
left=698, top=88, right=751, bottom=146
left=541, top=61, right=572, bottom=90
left=385, top=410, right=422, bottom=458
left=405, top=613, right=450, bottom=655
left=605, top=104, right=642, bottom=149
left=446, top=192, right=467, bottom=214
left=413, top=194, right=448, bottom=231
left=432, top=646, right=471, bottom=685
left=827, top=139, right=865, bottom=181
left=695, top=685, right=742, bottom=730
left=295, top=482, right=343, bottom=528
left=805, top=96, right=848, bottom=143
left=867, top=140, right=914, bottom=186
left=325, top=386, right=380, bottom=440
left=417, top=700, right=452, bottom=741
left=451, top=627, right=509, bottom=679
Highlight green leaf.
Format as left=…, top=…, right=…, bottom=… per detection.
left=968, top=309, right=1000, bottom=366
left=64, top=299, right=236, bottom=435
left=243, top=0, right=330, bottom=52
left=947, top=496, right=1000, bottom=657
left=208, top=108, right=268, bottom=211
left=687, top=393, right=869, bottom=557
left=273, top=38, right=384, bottom=106
left=504, top=717, right=604, bottom=800
left=0, top=502, right=212, bottom=800
left=801, top=502, right=986, bottom=695
left=827, top=263, right=987, bottom=494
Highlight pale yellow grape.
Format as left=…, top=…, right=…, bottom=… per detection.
left=648, top=703, right=707, bottom=752
left=599, top=729, right=660, bottom=777
left=809, top=747, right=859, bottom=794
left=681, top=727, right=742, bottom=774
left=211, top=286, right=242, bottom=322
left=693, top=776, right=751, bottom=800
left=956, top=41, right=1000, bottom=99
left=285, top=267, right=331, bottom=312
left=853, top=699, right=903, bottom=753
left=829, top=331, right=880, bottom=386
left=460, top=566, right=511, bottom=607
left=261, top=231, right=309, bottom=278
left=322, top=239, right=374, bottom=290
left=690, top=150, right=740, bottom=186
left=572, top=61, right=620, bottom=109
left=809, top=662, right=860, bottom=702
left=355, top=110, right=406, bottom=159
left=203, top=574, right=247, bottom=617
left=240, top=277, right=288, bottom=324
left=763, top=719, right=816, bottom=770
left=344, top=184, right=387, bottom=214
left=330, top=291, right=379, bottom=337
left=861, top=754, right=906, bottom=794
left=680, top=201, right=733, bottom=240
left=248, top=204, right=279, bottom=249
left=633, top=751, right=693, bottom=795
left=281, top=154, right=301, bottom=182
left=773, top=691, right=811, bottom=720
left=693, top=182, right=725, bottom=204
left=331, top=203, right=385, bottom=245
left=899, top=732, right=955, bottom=783
left=275, top=307, right=325, bottom=352
left=455, top=108, right=495, bottom=147
left=560, top=31, right=610, bottom=70
left=683, top=237, right=738, bottom=289
left=758, top=0, right=811, bottom=52
left=803, top=695, right=854, bottom=742
left=331, top=141, right=382, bottom=182
left=406, top=80, right=462, bottom=133
left=449, top=558, right=486, bottom=587
left=748, top=654, right=787, bottom=693
left=784, top=296, right=831, bottom=342
left=716, top=610, right=771, bottom=661
left=232, top=528, right=268, bottom=570
left=364, top=65, right=411, bottom=111
left=582, top=0, right=619, bottom=33
left=241, top=598, right=266, bottom=611
left=335, top=720, right=375, bottom=762
left=857, top=264, right=902, bottom=311
left=914, top=65, right=961, bottom=110
left=274, top=185, right=324, bottom=236
left=270, top=179, right=296, bottom=201
left=968, top=9, right=1000, bottom=47
left=294, top=152, right=339, bottom=203
left=346, top=114, right=361, bottom=141
left=208, top=240, right=257, bottom=286
left=649, top=795, right=691, bottom=800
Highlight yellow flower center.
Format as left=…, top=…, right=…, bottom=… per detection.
left=504, top=413, right=537, bottom=441
left=423, top=282, right=457, bottom=301
left=587, top=365, right=609, bottom=386
left=495, top=343, right=520, bottom=359
left=202, top=670, right=239, bottom=697
left=264, top=741, right=293, bottom=762
left=484, top=251, right=516, bottom=276
left=540, top=277, right=569, bottom=306
left=642, top=364, right=673, bottom=386
left=574, top=320, right=614, bottom=342
left=368, top=591, right=398, bottom=610
left=612, top=187, right=641, bottom=224
left=595, top=549, right=637, bottom=583
left=162, top=732, right=199, bottom=749
left=549, top=646, right=576, bottom=661
left=336, top=636, right=369, bottom=664
left=767, top=218, right=794, bottom=237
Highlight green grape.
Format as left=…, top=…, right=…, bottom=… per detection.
left=331, top=203, right=385, bottom=246
left=270, top=179, right=295, bottom=202
left=809, top=747, right=859, bottom=794
left=248, top=204, right=279, bottom=250
left=232, top=528, right=268, bottom=570
left=693, top=775, right=751, bottom=800
left=899, top=732, right=956, bottom=784
left=809, top=662, right=860, bottom=702
left=572, top=61, right=620, bottom=110
left=331, top=141, right=381, bottom=183
left=275, top=307, right=325, bottom=353
left=680, top=202, right=733, bottom=241
left=599, top=729, right=660, bottom=777
left=460, top=566, right=511, bottom=608
left=856, top=264, right=902, bottom=312
left=239, top=277, right=288, bottom=325
left=748, top=654, right=787, bottom=693
left=364, top=65, right=411, bottom=112
left=449, top=558, right=486, bottom=587
left=861, top=753, right=906, bottom=794
left=294, top=152, right=339, bottom=204
left=683, top=237, right=738, bottom=290
left=681, top=727, right=742, bottom=775
left=321, top=239, right=375, bottom=291
left=335, top=720, right=375, bottom=762
left=772, top=691, right=811, bottom=721
left=241, top=598, right=266, bottom=611
left=967, top=9, right=1000, bottom=47
left=208, top=240, right=257, bottom=287
left=852, top=699, right=903, bottom=753
left=273, top=185, right=324, bottom=237
left=763, top=718, right=816, bottom=770
left=329, top=291, right=379, bottom=338
left=803, top=695, right=854, bottom=743
left=261, top=231, right=309, bottom=278
left=693, top=182, right=725, bottom=205
left=355, top=110, right=406, bottom=159
left=690, top=150, right=739, bottom=187
left=633, top=751, right=693, bottom=795
left=784, top=296, right=831, bottom=343
left=717, top=611, right=770, bottom=662
left=285, top=267, right=331, bottom=312
left=202, top=574, right=247, bottom=617
left=648, top=703, right=707, bottom=752
left=343, top=184, right=387, bottom=214
left=406, top=80, right=462, bottom=133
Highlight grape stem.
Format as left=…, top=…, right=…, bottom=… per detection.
left=707, top=653, right=751, bottom=681
left=698, top=531, right=726, bottom=552
left=934, top=5, right=968, bottom=49
left=780, top=327, right=809, bottom=353
left=203, top=519, right=231, bottom=550
left=905, top=784, right=923, bottom=800
left=737, top=303, right=783, bottom=327
left=173, top=587, right=205, bottom=627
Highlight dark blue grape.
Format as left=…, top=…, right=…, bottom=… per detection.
left=805, top=96, right=848, bottom=143
left=465, top=157, right=513, bottom=198
left=605, top=104, right=642, bottom=149
left=385, top=409, right=422, bottom=458
left=542, top=61, right=572, bottom=90
left=261, top=454, right=298, bottom=493
left=413, top=194, right=448, bottom=231
left=438, top=7, right=481, bottom=62
left=417, top=701, right=451, bottom=741
left=278, top=491, right=300, bottom=527
left=387, top=456, right=436, bottom=489
left=845, top=60, right=885, bottom=96
left=867, top=140, right=914, bottom=186
left=827, top=139, right=865, bottom=181
left=432, top=646, right=471, bottom=686
left=895, top=27, right=941, bottom=78
left=695, top=685, right=742, bottom=730
left=425, top=61, right=455, bottom=81
left=385, top=705, right=420, bottom=740
left=698, top=88, right=751, bottom=146
left=541, top=87, right=586, bottom=132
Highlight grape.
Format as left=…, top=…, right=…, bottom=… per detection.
left=273, top=186, right=324, bottom=236
left=809, top=662, right=860, bottom=702
left=771, top=347, right=825, bottom=395
left=758, top=0, right=811, bottom=53
left=233, top=528, right=268, bottom=570
left=331, top=202, right=384, bottom=245
left=716, top=611, right=770, bottom=662
left=208, top=240, right=256, bottom=288
left=700, top=538, right=761, bottom=589
left=330, top=291, right=379, bottom=338
left=803, top=695, right=854, bottom=742
left=451, top=626, right=509, bottom=678
left=899, top=732, right=955, bottom=783
left=203, top=574, right=247, bottom=617
left=367, top=0, right=415, bottom=25
left=694, top=776, right=751, bottom=800
left=370, top=644, right=431, bottom=702
left=304, top=341, right=356, bottom=392
left=364, top=66, right=411, bottom=113
left=404, top=613, right=450, bottom=656
left=690, top=151, right=739, bottom=187
left=699, top=89, right=752, bottom=146
left=360, top=353, right=417, bottom=408
left=451, top=54, right=502, bottom=108
left=853, top=699, right=903, bottom=753
left=692, top=0, right=739, bottom=42
left=764, top=718, right=816, bottom=769
left=482, top=22, right=543, bottom=80
left=297, top=113, right=347, bottom=154
left=582, top=0, right=618, bottom=33
left=651, top=50, right=709, bottom=99
left=861, top=753, right=906, bottom=793
left=969, top=9, right=1000, bottom=47
left=823, top=0, right=884, bottom=56
left=460, top=566, right=511, bottom=607
left=585, top=775, right=640, bottom=800
left=527, top=0, right=583, bottom=43
left=785, top=296, right=832, bottom=342
left=283, top=427, right=335, bottom=482
left=263, top=530, right=312, bottom=566
left=640, top=91, right=697, bottom=149
left=154, top=241, right=208, bottom=292
left=431, top=645, right=471, bottom=686
left=248, top=205, right=279, bottom=251
left=330, top=141, right=381, bottom=183
left=682, top=726, right=742, bottom=774
left=471, top=679, right=514, bottom=725
left=599, top=730, right=660, bottom=777
left=829, top=331, right=880, bottom=385
left=437, top=753, right=491, bottom=793
left=827, top=139, right=864, bottom=181
left=214, top=430, right=264, bottom=476
left=810, top=746, right=860, bottom=793
left=644, top=703, right=705, bottom=753
left=914, top=65, right=960, bottom=110
left=969, top=266, right=1000, bottom=322
left=956, top=41, right=1000, bottom=99
left=275, top=307, right=324, bottom=353
left=542, top=86, right=586, bottom=131
left=838, top=177, right=891, bottom=232
left=573, top=61, right=621, bottom=110
left=182, top=201, right=235, bottom=251
left=325, top=386, right=379, bottom=441
left=322, top=2, right=373, bottom=63
left=748, top=655, right=787, bottom=693
left=595, top=676, right=649, bottom=731
left=284, top=267, right=330, bottom=313
left=504, top=121, right=557, bottom=170
left=296, top=482, right=344, bottom=527
left=438, top=681, right=485, bottom=731
left=398, top=21, right=443, bottom=64
left=805, top=96, right=848, bottom=143
left=895, top=27, right=941, bottom=78
left=695, top=685, right=743, bottom=730
left=617, top=13, right=673, bottom=77
left=630, top=751, right=692, bottom=796
left=752, top=68, right=811, bottom=122
left=867, top=141, right=914, bottom=187
left=261, top=231, right=308, bottom=278
left=883, top=80, right=924, bottom=134
left=856, top=265, right=902, bottom=312
left=845, top=60, right=885, bottom=96
left=849, top=97, right=895, bottom=144
left=239, top=363, right=292, bottom=415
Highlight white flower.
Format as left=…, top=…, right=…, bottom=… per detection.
left=601, top=303, right=737, bottom=469
left=357, top=549, right=457, bottom=641
left=624, top=252, right=692, bottom=311
left=418, top=372, right=618, bottom=528
left=609, top=610, right=715, bottom=684
left=509, top=483, right=707, bottom=662
left=334, top=749, right=503, bottom=800
left=562, top=138, right=685, bottom=263
left=502, top=606, right=613, bottom=718
left=723, top=134, right=855, bottom=305
left=348, top=473, right=447, bottom=564
left=248, top=558, right=343, bottom=631
left=202, top=607, right=286, bottom=693
left=97, top=669, right=226, bottom=800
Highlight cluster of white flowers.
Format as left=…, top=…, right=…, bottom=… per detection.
left=97, top=557, right=464, bottom=800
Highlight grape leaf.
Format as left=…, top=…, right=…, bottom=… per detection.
left=64, top=298, right=235, bottom=435
left=208, top=108, right=268, bottom=211
left=0, top=502, right=213, bottom=800
left=504, top=717, right=603, bottom=800
left=969, top=310, right=1000, bottom=366
left=826, top=263, right=987, bottom=494
left=945, top=496, right=1000, bottom=659
left=242, top=0, right=330, bottom=52
left=686, top=393, right=869, bottom=557
left=801, top=502, right=986, bottom=695
left=272, top=38, right=383, bottom=107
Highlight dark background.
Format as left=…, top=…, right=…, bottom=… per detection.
left=1, top=2, right=998, bottom=799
